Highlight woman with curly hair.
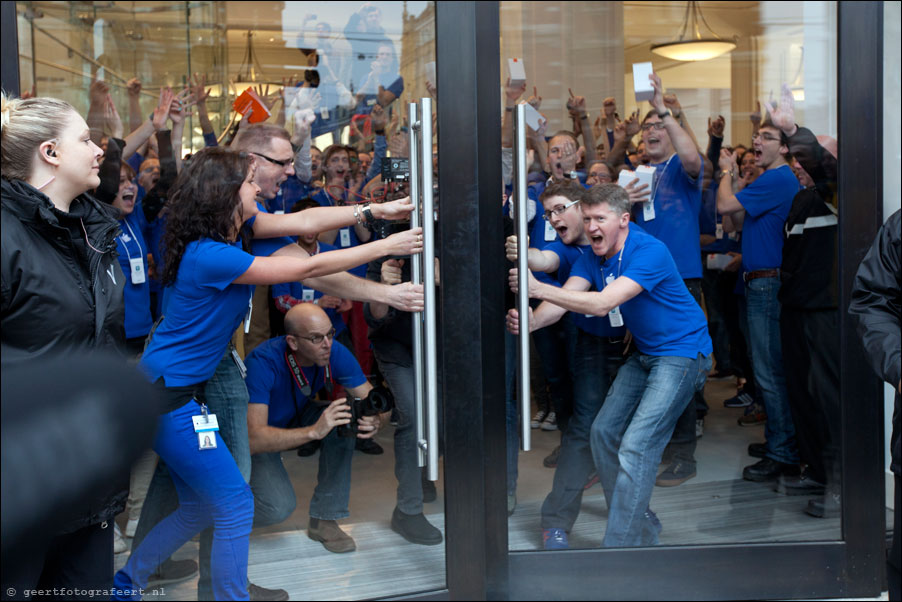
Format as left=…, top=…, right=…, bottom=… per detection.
left=113, top=146, right=420, bottom=601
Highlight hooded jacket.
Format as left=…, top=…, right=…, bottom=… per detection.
left=1, top=177, right=128, bottom=530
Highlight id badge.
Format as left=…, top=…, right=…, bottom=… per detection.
left=608, top=305, right=625, bottom=328
left=340, top=228, right=352, bottom=247
left=302, top=288, right=315, bottom=302
left=192, top=408, right=220, bottom=451
left=715, top=223, right=724, bottom=240
left=643, top=199, right=656, bottom=221
left=129, top=257, right=146, bottom=284
left=544, top=220, right=557, bottom=242
left=274, top=210, right=285, bottom=215
left=244, top=297, right=253, bottom=334
left=320, top=107, right=330, bottom=120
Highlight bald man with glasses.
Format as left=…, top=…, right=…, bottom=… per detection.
left=245, top=303, right=386, bottom=554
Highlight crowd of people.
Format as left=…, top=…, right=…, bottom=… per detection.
left=3, top=8, right=898, bottom=600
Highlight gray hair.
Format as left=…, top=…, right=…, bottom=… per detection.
left=583, top=183, right=630, bottom=216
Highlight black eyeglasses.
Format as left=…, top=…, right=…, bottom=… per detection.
left=640, top=122, right=666, bottom=132
left=752, top=133, right=781, bottom=143
left=543, top=199, right=580, bottom=220
left=251, top=151, right=294, bottom=169
left=291, top=327, right=336, bottom=345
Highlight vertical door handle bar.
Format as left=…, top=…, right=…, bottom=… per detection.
left=408, top=102, right=427, bottom=468
left=514, top=104, right=531, bottom=452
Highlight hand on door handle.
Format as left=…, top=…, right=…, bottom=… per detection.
left=375, top=197, right=415, bottom=220
left=382, top=227, right=423, bottom=257
left=385, top=282, right=424, bottom=312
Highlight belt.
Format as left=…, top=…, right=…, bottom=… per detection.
left=744, top=269, right=780, bottom=283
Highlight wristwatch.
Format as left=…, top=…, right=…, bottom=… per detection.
left=362, top=203, right=375, bottom=225
left=718, top=169, right=735, bottom=179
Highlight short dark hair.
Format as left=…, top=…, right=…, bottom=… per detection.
left=289, top=197, right=320, bottom=214
left=539, top=178, right=585, bottom=205
left=582, top=183, right=630, bottom=216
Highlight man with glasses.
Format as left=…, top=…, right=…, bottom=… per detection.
left=246, top=303, right=385, bottom=554
left=629, top=75, right=708, bottom=488
left=717, top=118, right=801, bottom=483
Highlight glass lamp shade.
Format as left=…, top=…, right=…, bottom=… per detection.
left=651, top=39, right=737, bottom=61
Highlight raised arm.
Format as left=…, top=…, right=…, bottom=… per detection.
left=251, top=197, right=414, bottom=239
left=649, top=74, right=701, bottom=177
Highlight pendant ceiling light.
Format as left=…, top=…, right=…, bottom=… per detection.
left=651, top=1, right=737, bottom=62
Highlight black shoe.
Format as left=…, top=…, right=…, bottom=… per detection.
left=391, top=507, right=443, bottom=545
left=297, top=439, right=321, bottom=457
left=774, top=472, right=826, bottom=496
left=147, top=558, right=198, bottom=587
left=248, top=582, right=290, bottom=602
left=355, top=438, right=384, bottom=455
left=742, top=458, right=800, bottom=482
left=421, top=471, right=437, bottom=503
left=805, top=492, right=841, bottom=518
left=748, top=442, right=767, bottom=458
left=543, top=445, right=561, bottom=468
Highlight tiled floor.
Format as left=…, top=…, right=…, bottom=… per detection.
left=118, top=376, right=892, bottom=600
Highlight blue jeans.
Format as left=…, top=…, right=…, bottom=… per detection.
left=114, top=393, right=253, bottom=601
left=745, top=277, right=798, bottom=464
left=591, top=352, right=710, bottom=547
left=131, top=353, right=253, bottom=601
left=541, top=330, right=624, bottom=530
left=251, top=401, right=354, bottom=524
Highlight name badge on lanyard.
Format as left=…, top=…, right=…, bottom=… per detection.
left=129, top=257, right=146, bottom=284
left=716, top=223, right=724, bottom=240
left=340, top=228, right=352, bottom=248
left=544, top=219, right=557, bottom=242
left=302, top=288, right=316, bottom=302
left=192, top=403, right=220, bottom=450
left=244, top=296, right=253, bottom=334
left=605, top=274, right=624, bottom=328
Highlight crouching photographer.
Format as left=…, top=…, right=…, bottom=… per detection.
left=246, top=303, right=391, bottom=554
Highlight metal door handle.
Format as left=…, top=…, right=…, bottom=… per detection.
left=408, top=102, right=427, bottom=468
left=513, top=104, right=531, bottom=452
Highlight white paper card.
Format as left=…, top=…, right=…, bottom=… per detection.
left=520, top=102, right=547, bottom=131
left=706, top=253, right=733, bottom=270
left=507, top=58, right=526, bottom=88
left=632, top=62, right=655, bottom=103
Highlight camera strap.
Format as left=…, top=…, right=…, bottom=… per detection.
left=285, top=350, right=333, bottom=399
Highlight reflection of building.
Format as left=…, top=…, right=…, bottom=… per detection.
left=400, top=2, right=435, bottom=107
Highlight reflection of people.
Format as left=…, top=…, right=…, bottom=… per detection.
left=246, top=304, right=384, bottom=553
left=1, top=93, right=126, bottom=595
left=848, top=209, right=901, bottom=602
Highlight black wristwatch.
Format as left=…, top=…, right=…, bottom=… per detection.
left=362, top=203, right=375, bottom=225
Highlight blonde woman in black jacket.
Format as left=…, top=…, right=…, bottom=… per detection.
left=1, top=92, right=126, bottom=596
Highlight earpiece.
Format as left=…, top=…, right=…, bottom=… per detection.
left=46, top=148, right=56, bottom=158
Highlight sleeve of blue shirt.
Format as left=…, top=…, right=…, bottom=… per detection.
left=621, top=240, right=670, bottom=293
left=127, top=152, right=143, bottom=173
left=386, top=76, right=404, bottom=99
left=193, top=242, right=255, bottom=291
left=569, top=251, right=599, bottom=288
left=246, top=202, right=297, bottom=256
left=245, top=346, right=278, bottom=407
left=736, top=170, right=785, bottom=218
left=367, top=134, right=387, bottom=182
left=330, top=342, right=367, bottom=389
left=203, top=131, right=218, bottom=147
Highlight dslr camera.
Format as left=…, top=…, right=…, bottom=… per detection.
left=336, top=385, right=395, bottom=438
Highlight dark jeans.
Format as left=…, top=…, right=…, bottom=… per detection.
left=541, top=330, right=624, bottom=531
left=531, top=311, right=573, bottom=434
left=251, top=401, right=354, bottom=525
left=701, top=265, right=733, bottom=373
left=669, top=279, right=707, bottom=468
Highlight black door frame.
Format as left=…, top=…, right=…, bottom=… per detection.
left=433, top=1, right=888, bottom=600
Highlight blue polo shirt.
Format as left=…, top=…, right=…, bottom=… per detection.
left=141, top=239, right=254, bottom=386
left=544, top=241, right=625, bottom=338
left=116, top=208, right=154, bottom=339
left=246, top=337, right=366, bottom=428
left=632, top=153, right=704, bottom=279
left=570, top=224, right=711, bottom=359
left=699, top=180, right=740, bottom=255
left=736, top=164, right=799, bottom=272
left=271, top=241, right=347, bottom=335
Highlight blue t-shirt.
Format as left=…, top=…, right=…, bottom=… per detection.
left=632, top=153, right=703, bottom=279
left=736, top=165, right=799, bottom=271
left=570, top=224, right=711, bottom=359
left=544, top=241, right=625, bottom=338
left=116, top=209, right=154, bottom=339
left=246, top=337, right=366, bottom=429
left=522, top=174, right=589, bottom=285
left=141, top=239, right=255, bottom=386
left=247, top=202, right=298, bottom=257
left=271, top=242, right=347, bottom=335
left=312, top=189, right=368, bottom=278
left=699, top=180, right=740, bottom=255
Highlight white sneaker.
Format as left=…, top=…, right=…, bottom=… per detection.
left=125, top=517, right=140, bottom=539
left=113, top=523, right=128, bottom=554
left=530, top=410, right=549, bottom=429
left=541, top=411, right=558, bottom=431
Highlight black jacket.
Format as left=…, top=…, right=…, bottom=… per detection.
left=849, top=209, right=901, bottom=476
left=1, top=177, right=128, bottom=531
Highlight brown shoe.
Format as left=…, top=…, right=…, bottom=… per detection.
left=307, top=518, right=356, bottom=553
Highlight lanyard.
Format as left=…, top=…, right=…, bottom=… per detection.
left=649, top=154, right=676, bottom=206
left=601, top=243, right=625, bottom=288
left=285, top=350, right=333, bottom=398
left=118, top=219, right=143, bottom=262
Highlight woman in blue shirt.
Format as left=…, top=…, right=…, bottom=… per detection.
left=113, top=147, right=420, bottom=601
